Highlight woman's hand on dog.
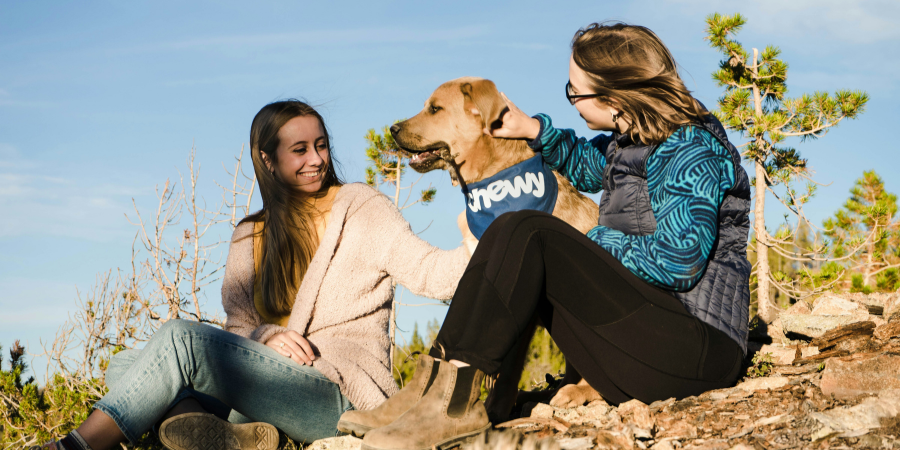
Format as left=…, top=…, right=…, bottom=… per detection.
left=267, top=331, right=318, bottom=366
left=484, top=92, right=541, bottom=141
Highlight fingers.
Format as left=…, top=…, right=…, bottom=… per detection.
left=267, top=332, right=316, bottom=366
left=282, top=338, right=312, bottom=365
left=286, top=330, right=318, bottom=363
left=499, top=92, right=520, bottom=113
left=266, top=333, right=305, bottom=365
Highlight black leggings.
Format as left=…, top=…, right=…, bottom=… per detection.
left=432, top=210, right=743, bottom=405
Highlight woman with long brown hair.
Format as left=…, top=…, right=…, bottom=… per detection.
left=36, top=100, right=470, bottom=450
left=346, top=22, right=752, bottom=450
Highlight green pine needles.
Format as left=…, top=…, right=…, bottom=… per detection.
left=705, top=13, right=869, bottom=322
left=824, top=170, right=900, bottom=292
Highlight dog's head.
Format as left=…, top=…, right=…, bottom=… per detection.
left=390, top=77, right=514, bottom=184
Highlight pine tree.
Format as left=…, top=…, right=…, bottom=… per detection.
left=824, top=170, right=899, bottom=291
left=705, top=13, right=869, bottom=322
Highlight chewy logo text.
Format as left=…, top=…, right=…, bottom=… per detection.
left=467, top=172, right=545, bottom=212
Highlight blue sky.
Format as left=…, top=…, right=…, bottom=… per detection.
left=2, top=0, right=898, bottom=381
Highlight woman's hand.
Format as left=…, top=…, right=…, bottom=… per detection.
left=266, top=331, right=318, bottom=366
left=484, top=92, right=541, bottom=141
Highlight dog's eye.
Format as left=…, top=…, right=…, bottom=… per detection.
left=430, top=105, right=442, bottom=114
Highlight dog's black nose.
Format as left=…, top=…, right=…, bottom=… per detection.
left=390, top=123, right=402, bottom=136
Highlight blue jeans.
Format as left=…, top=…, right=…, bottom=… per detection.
left=96, top=319, right=354, bottom=444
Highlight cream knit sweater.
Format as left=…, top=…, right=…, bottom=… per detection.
left=222, top=183, right=469, bottom=410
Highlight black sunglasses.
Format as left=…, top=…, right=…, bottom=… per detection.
left=565, top=81, right=602, bottom=105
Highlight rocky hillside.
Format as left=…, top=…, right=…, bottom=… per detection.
left=308, top=292, right=900, bottom=450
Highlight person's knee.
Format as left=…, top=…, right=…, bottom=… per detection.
left=499, top=210, right=556, bottom=235
left=105, top=349, right=142, bottom=388
left=158, top=318, right=195, bottom=339
left=505, top=210, right=553, bottom=226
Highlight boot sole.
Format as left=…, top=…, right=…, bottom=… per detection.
left=337, top=420, right=373, bottom=438
left=360, top=423, right=492, bottom=450
left=159, top=412, right=279, bottom=450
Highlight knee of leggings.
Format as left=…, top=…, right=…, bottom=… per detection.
left=500, top=210, right=555, bottom=231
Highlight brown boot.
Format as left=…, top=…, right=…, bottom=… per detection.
left=338, top=354, right=439, bottom=437
left=361, top=361, right=491, bottom=450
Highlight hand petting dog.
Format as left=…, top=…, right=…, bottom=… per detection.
left=482, top=92, right=541, bottom=141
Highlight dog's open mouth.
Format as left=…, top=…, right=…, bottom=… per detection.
left=403, top=142, right=449, bottom=172
left=409, top=149, right=441, bottom=165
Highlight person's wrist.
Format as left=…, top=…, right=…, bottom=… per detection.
left=526, top=117, right=541, bottom=140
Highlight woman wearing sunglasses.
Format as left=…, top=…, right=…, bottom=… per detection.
left=347, top=22, right=752, bottom=450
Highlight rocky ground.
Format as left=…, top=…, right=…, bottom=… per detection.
left=307, top=292, right=900, bottom=450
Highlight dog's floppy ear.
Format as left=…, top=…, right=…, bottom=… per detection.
left=460, top=79, right=506, bottom=132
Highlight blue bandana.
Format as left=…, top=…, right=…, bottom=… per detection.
left=464, top=154, right=558, bottom=239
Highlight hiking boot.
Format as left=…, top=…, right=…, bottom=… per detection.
left=338, top=354, right=439, bottom=437
left=361, top=360, right=491, bottom=450
left=158, top=412, right=278, bottom=450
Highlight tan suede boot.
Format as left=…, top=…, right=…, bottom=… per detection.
left=361, top=361, right=491, bottom=450
left=158, top=412, right=278, bottom=450
left=338, top=354, right=439, bottom=437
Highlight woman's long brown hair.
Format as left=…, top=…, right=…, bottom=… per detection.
left=241, top=100, right=343, bottom=318
left=571, top=22, right=707, bottom=145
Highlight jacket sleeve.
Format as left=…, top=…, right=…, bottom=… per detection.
left=590, top=130, right=736, bottom=291
left=527, top=113, right=611, bottom=194
left=367, top=195, right=470, bottom=302
left=221, top=221, right=287, bottom=343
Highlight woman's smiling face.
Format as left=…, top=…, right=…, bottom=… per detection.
left=271, top=115, right=330, bottom=193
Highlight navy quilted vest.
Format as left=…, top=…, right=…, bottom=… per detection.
left=598, top=114, right=752, bottom=353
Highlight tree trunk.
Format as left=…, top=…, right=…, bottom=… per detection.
left=389, top=294, right=396, bottom=365
left=864, top=233, right=876, bottom=288
left=389, top=160, right=402, bottom=366
left=754, top=159, right=775, bottom=322
left=750, top=47, right=777, bottom=323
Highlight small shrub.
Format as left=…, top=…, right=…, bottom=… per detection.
left=746, top=352, right=774, bottom=379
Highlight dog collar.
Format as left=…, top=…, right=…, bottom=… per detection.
left=463, top=154, right=558, bottom=239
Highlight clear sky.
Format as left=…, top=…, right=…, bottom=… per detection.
left=2, top=0, right=898, bottom=381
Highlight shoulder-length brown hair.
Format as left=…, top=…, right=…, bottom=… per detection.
left=571, top=22, right=707, bottom=145
left=241, top=100, right=343, bottom=318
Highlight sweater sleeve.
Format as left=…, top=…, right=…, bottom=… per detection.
left=367, top=195, right=470, bottom=302
left=221, top=222, right=287, bottom=343
left=527, top=113, right=612, bottom=194
left=588, top=127, right=736, bottom=291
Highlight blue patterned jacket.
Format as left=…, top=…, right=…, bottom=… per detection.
left=528, top=112, right=752, bottom=353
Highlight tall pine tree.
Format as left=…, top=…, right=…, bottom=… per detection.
left=705, top=13, right=869, bottom=322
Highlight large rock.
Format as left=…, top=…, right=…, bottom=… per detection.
left=530, top=403, right=555, bottom=419
left=307, top=436, right=362, bottom=450
left=734, top=376, right=790, bottom=392
left=811, top=295, right=867, bottom=316
left=820, top=353, right=900, bottom=399
left=786, top=301, right=812, bottom=315
left=875, top=321, right=900, bottom=340
left=758, top=344, right=819, bottom=365
left=780, top=314, right=868, bottom=339
left=809, top=395, right=900, bottom=438
left=617, top=399, right=654, bottom=430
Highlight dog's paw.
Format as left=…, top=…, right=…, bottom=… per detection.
left=549, top=382, right=602, bottom=409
